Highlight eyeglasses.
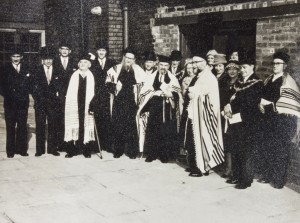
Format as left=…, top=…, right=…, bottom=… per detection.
left=272, top=62, right=285, bottom=65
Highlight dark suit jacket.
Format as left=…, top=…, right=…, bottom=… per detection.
left=31, top=65, right=62, bottom=111
left=0, top=63, right=31, bottom=109
left=230, top=73, right=263, bottom=124
left=89, top=57, right=116, bottom=115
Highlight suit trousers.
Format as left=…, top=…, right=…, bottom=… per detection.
left=4, top=107, right=28, bottom=156
left=35, top=107, right=59, bottom=154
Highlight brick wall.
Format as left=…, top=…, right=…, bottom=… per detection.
left=256, top=14, right=300, bottom=85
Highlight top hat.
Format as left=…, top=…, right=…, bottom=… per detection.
left=40, top=46, right=56, bottom=59
left=214, top=54, right=227, bottom=65
left=170, top=50, right=183, bottom=61
left=143, top=51, right=157, bottom=61
left=158, top=54, right=170, bottom=63
left=123, top=46, right=136, bottom=56
left=59, top=40, right=72, bottom=49
left=10, top=45, right=24, bottom=55
left=238, top=49, right=255, bottom=65
left=96, top=41, right=108, bottom=51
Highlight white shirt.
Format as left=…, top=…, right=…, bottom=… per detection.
left=98, top=57, right=106, bottom=69
left=43, top=65, right=53, bottom=83
left=13, top=63, right=20, bottom=73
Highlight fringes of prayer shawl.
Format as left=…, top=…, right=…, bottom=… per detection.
left=64, top=69, right=96, bottom=144
left=187, top=94, right=224, bottom=173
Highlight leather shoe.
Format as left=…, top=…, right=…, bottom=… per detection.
left=35, top=153, right=43, bottom=157
left=185, top=168, right=191, bottom=172
left=84, top=154, right=91, bottom=158
left=160, top=158, right=168, bottom=163
left=49, top=151, right=60, bottom=156
left=145, top=157, right=155, bottom=162
left=7, top=154, right=14, bottom=158
left=226, top=178, right=239, bottom=184
left=20, top=153, right=29, bottom=157
left=113, top=154, right=121, bottom=158
left=273, top=184, right=284, bottom=189
left=128, top=155, right=136, bottom=159
left=189, top=171, right=203, bottom=177
left=203, top=171, right=209, bottom=176
left=65, top=154, right=73, bottom=158
left=257, top=178, right=270, bottom=184
left=235, top=183, right=251, bottom=189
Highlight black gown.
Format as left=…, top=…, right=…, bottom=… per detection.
left=142, top=72, right=179, bottom=162
left=260, top=76, right=297, bottom=187
left=111, top=67, right=139, bottom=158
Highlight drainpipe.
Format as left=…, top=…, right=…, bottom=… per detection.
left=122, top=0, right=129, bottom=48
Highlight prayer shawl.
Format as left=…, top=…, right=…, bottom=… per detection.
left=106, top=63, right=146, bottom=116
left=136, top=70, right=183, bottom=152
left=186, top=66, right=224, bottom=172
left=264, top=72, right=300, bottom=144
left=64, top=69, right=95, bottom=144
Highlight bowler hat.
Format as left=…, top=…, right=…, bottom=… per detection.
left=10, top=45, right=24, bottom=55
left=273, top=51, right=290, bottom=64
left=59, top=40, right=72, bottom=49
left=170, top=50, right=182, bottom=61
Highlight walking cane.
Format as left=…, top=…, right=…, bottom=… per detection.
left=92, top=115, right=103, bottom=159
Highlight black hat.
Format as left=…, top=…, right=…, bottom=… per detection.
left=78, top=53, right=93, bottom=62
left=123, top=47, right=136, bottom=56
left=40, top=46, right=56, bottom=59
left=143, top=51, right=156, bottom=61
left=59, top=40, right=72, bottom=49
left=158, top=55, right=170, bottom=63
left=170, top=50, right=182, bottom=61
left=10, top=45, right=24, bottom=55
left=273, top=51, right=290, bottom=64
left=238, top=49, right=255, bottom=65
left=96, top=41, right=108, bottom=51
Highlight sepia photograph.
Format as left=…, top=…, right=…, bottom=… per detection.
left=0, top=0, right=299, bottom=222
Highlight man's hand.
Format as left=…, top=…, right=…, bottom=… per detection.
left=116, top=81, right=122, bottom=92
left=258, top=103, right=265, bottom=114
left=224, top=104, right=232, bottom=118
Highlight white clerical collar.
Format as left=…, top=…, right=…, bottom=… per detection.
left=272, top=72, right=284, bottom=82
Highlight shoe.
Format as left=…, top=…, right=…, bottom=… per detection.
left=83, top=154, right=91, bottom=158
left=65, top=154, right=73, bottom=158
left=235, top=182, right=251, bottom=189
left=49, top=151, right=60, bottom=156
left=145, top=157, right=155, bottom=162
left=185, top=168, right=191, bottom=172
left=273, top=184, right=284, bottom=189
left=113, top=154, right=121, bottom=158
left=128, top=155, right=136, bottom=159
left=189, top=171, right=203, bottom=177
left=221, top=173, right=230, bottom=178
left=35, top=153, right=43, bottom=157
left=20, top=153, right=29, bottom=157
left=226, top=178, right=239, bottom=184
left=160, top=158, right=168, bottom=163
left=203, top=171, right=209, bottom=176
left=7, top=154, right=14, bottom=158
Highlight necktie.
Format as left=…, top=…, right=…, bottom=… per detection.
left=100, top=60, right=103, bottom=69
left=63, top=58, right=67, bottom=70
left=46, top=67, right=51, bottom=84
left=15, top=64, right=20, bottom=73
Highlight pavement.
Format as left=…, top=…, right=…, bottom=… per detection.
left=0, top=96, right=300, bottom=223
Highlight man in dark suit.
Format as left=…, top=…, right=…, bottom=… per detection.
left=89, top=42, right=116, bottom=152
left=224, top=51, right=263, bottom=189
left=31, top=46, right=61, bottom=157
left=53, top=41, right=76, bottom=151
left=143, top=51, right=157, bottom=75
left=0, top=47, right=31, bottom=158
left=169, top=50, right=184, bottom=85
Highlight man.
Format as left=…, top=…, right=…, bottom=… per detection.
left=224, top=50, right=263, bottom=189
left=137, top=55, right=182, bottom=163
left=0, top=46, right=31, bottom=158
left=31, top=46, right=61, bottom=157
left=143, top=51, right=157, bottom=75
left=184, top=54, right=224, bottom=177
left=258, top=51, right=299, bottom=189
left=64, top=54, right=97, bottom=158
left=89, top=41, right=116, bottom=152
left=53, top=41, right=76, bottom=151
left=106, top=47, right=146, bottom=159
left=169, top=50, right=184, bottom=84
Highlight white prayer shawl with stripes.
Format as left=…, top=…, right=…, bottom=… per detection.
left=187, top=66, right=224, bottom=172
left=106, top=63, right=147, bottom=117
left=136, top=70, right=183, bottom=152
left=64, top=69, right=95, bottom=144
